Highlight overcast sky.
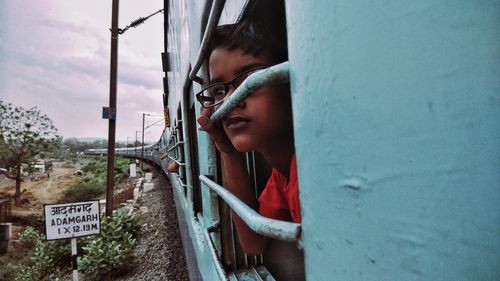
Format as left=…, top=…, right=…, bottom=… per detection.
left=0, top=1, right=166, bottom=143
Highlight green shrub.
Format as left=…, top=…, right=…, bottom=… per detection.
left=0, top=227, right=41, bottom=280
left=79, top=213, right=139, bottom=280
left=14, top=228, right=71, bottom=281
left=13, top=213, right=139, bottom=281
left=61, top=181, right=105, bottom=202
left=18, top=226, right=42, bottom=249
left=61, top=157, right=131, bottom=203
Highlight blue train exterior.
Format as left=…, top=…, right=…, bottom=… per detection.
left=87, top=0, right=500, bottom=280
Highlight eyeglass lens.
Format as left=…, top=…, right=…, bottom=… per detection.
left=198, top=67, right=266, bottom=107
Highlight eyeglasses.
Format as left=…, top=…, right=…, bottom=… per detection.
left=196, top=66, right=268, bottom=108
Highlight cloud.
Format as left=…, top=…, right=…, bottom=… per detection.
left=0, top=0, right=165, bottom=141
left=39, top=18, right=107, bottom=42
left=118, top=62, right=163, bottom=90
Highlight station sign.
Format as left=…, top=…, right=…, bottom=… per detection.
left=44, top=201, right=101, bottom=240
left=102, top=106, right=116, bottom=120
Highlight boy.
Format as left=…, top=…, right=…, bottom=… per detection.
left=196, top=19, right=300, bottom=255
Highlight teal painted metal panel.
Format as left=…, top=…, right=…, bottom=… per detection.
left=286, top=1, right=500, bottom=280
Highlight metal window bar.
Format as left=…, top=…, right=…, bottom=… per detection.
left=228, top=266, right=274, bottom=281
left=175, top=174, right=188, bottom=198
left=177, top=175, right=188, bottom=188
left=210, top=62, right=290, bottom=123
left=197, top=213, right=228, bottom=280
left=228, top=209, right=238, bottom=270
left=174, top=118, right=183, bottom=128
left=166, top=141, right=185, bottom=152
left=167, top=155, right=185, bottom=166
left=176, top=125, right=185, bottom=166
left=189, top=0, right=226, bottom=84
left=199, top=175, right=301, bottom=242
left=245, top=151, right=263, bottom=266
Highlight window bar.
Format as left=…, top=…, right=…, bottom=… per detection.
left=167, top=155, right=185, bottom=166
left=166, top=141, right=185, bottom=152
left=229, top=213, right=238, bottom=270
left=210, top=62, right=290, bottom=123
left=199, top=175, right=301, bottom=242
left=250, top=267, right=265, bottom=281
left=245, top=151, right=263, bottom=265
left=197, top=213, right=228, bottom=280
left=177, top=176, right=189, bottom=198
left=177, top=175, right=187, bottom=187
left=189, top=0, right=226, bottom=84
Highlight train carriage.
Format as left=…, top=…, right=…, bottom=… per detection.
left=89, top=0, right=500, bottom=280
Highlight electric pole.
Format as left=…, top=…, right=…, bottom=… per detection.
left=105, top=0, right=119, bottom=218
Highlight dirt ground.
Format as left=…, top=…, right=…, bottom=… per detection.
left=0, top=161, right=83, bottom=219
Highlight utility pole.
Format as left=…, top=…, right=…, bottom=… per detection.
left=105, top=0, right=119, bottom=218
left=104, top=6, right=163, bottom=217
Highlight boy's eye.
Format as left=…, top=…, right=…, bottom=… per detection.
left=210, top=86, right=227, bottom=101
left=198, top=95, right=214, bottom=106
left=198, top=95, right=213, bottom=102
left=234, top=72, right=252, bottom=88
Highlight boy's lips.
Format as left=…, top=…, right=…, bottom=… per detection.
left=224, top=115, right=250, bottom=129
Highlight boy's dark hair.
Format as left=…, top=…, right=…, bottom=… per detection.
left=208, top=22, right=287, bottom=63
left=207, top=0, right=288, bottom=64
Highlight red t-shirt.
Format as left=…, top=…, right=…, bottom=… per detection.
left=258, top=154, right=301, bottom=223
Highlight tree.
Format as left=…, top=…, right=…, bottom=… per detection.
left=0, top=101, right=60, bottom=206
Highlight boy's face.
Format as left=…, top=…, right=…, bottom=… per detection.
left=209, top=47, right=293, bottom=154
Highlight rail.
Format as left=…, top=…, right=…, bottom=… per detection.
left=189, top=0, right=226, bottom=84
left=199, top=175, right=301, bottom=242
left=210, top=62, right=290, bottom=122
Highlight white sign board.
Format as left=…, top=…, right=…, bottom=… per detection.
left=44, top=201, right=101, bottom=240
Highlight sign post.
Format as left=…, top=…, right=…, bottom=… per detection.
left=72, top=238, right=78, bottom=281
left=44, top=201, right=101, bottom=281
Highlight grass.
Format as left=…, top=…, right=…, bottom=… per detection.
left=60, top=157, right=131, bottom=203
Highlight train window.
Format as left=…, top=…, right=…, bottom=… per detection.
left=160, top=0, right=307, bottom=279
left=175, top=106, right=187, bottom=197
left=209, top=0, right=305, bottom=280
left=185, top=82, right=203, bottom=215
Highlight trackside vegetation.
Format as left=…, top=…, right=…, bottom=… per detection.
left=1, top=212, right=139, bottom=281
left=61, top=157, right=130, bottom=203
left=0, top=155, right=137, bottom=280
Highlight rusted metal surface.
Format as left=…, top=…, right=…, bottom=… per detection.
left=0, top=199, right=12, bottom=223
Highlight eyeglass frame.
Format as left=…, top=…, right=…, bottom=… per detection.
left=195, top=66, right=268, bottom=108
